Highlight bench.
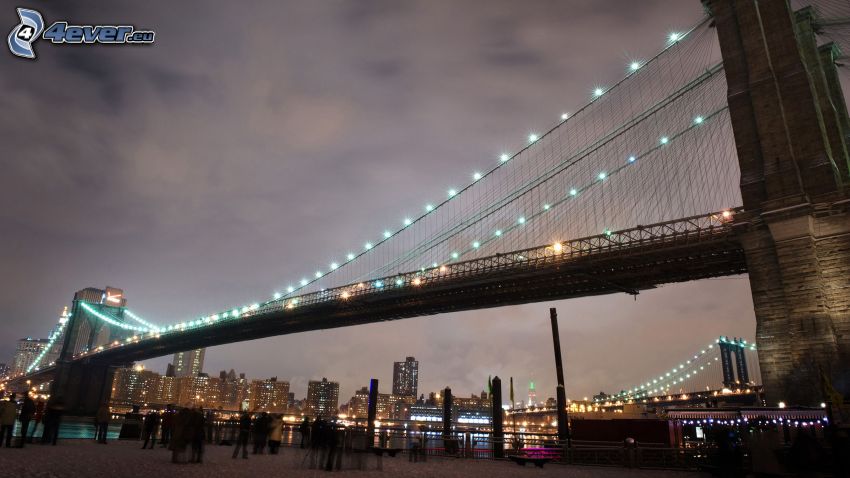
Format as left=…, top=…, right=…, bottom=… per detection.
left=508, top=455, right=553, bottom=468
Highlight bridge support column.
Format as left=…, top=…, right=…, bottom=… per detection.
left=490, top=376, right=504, bottom=458
left=707, top=0, right=850, bottom=404
left=50, top=359, right=122, bottom=416
left=366, top=378, right=378, bottom=448
left=739, top=213, right=850, bottom=405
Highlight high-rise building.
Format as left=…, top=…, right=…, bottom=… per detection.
left=11, top=338, right=49, bottom=375
left=527, top=381, right=536, bottom=407
left=0, top=363, right=10, bottom=378
left=249, top=377, right=290, bottom=413
left=392, top=356, right=419, bottom=397
left=306, top=377, right=339, bottom=417
left=111, top=365, right=161, bottom=407
left=172, top=349, right=205, bottom=377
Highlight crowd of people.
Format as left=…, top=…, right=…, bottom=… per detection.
left=0, top=392, right=65, bottom=447
left=0, top=393, right=357, bottom=471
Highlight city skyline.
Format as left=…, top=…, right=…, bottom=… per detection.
left=0, top=0, right=757, bottom=403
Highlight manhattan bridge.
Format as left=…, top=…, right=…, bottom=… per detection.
left=3, top=0, right=849, bottom=416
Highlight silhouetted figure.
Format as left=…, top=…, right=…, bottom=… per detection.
left=232, top=412, right=251, bottom=459
left=0, top=394, right=16, bottom=448
left=268, top=414, right=283, bottom=454
left=205, top=409, right=214, bottom=444
left=41, top=397, right=64, bottom=445
left=252, top=412, right=270, bottom=454
left=299, top=416, right=311, bottom=448
left=160, top=405, right=173, bottom=447
left=95, top=403, right=110, bottom=444
left=141, top=410, right=160, bottom=449
left=170, top=407, right=190, bottom=463
left=17, top=395, right=35, bottom=448
left=190, top=407, right=205, bottom=463
left=32, top=400, right=45, bottom=442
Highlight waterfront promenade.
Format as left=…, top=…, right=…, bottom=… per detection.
left=0, top=439, right=707, bottom=477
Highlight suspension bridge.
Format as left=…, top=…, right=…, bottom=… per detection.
left=3, top=0, right=849, bottom=415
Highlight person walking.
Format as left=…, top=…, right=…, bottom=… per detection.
left=268, top=414, right=283, bottom=455
left=252, top=412, right=270, bottom=454
left=95, top=403, right=110, bottom=444
left=231, top=411, right=251, bottom=459
left=0, top=394, right=16, bottom=448
left=141, top=410, right=160, bottom=449
left=18, top=394, right=35, bottom=448
left=41, top=397, right=64, bottom=445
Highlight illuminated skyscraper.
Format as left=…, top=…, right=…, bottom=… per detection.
left=392, top=356, right=419, bottom=397
left=528, top=381, right=536, bottom=407
left=249, top=377, right=290, bottom=413
left=306, top=377, right=339, bottom=417
left=11, top=338, right=48, bottom=375
left=172, top=348, right=205, bottom=377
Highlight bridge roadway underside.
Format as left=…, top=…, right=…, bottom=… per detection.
left=89, top=233, right=748, bottom=365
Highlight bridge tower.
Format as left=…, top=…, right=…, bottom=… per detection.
left=50, top=287, right=134, bottom=415
left=706, top=0, right=850, bottom=405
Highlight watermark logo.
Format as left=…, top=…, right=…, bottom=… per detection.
left=8, top=7, right=155, bottom=60
left=7, top=8, right=44, bottom=59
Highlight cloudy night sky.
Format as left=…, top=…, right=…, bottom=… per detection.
left=0, top=1, right=756, bottom=402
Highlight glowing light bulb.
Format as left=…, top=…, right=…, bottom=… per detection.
left=593, top=87, right=604, bottom=97
left=694, top=116, right=704, bottom=124
left=561, top=113, right=569, bottom=121
left=273, top=292, right=282, bottom=300
left=412, top=278, right=421, bottom=286
left=629, top=61, right=641, bottom=71
left=494, top=230, right=502, bottom=236
left=330, top=262, right=339, bottom=270
left=341, top=291, right=350, bottom=299
left=374, top=280, right=384, bottom=288
left=553, top=242, right=563, bottom=253
left=300, top=279, right=308, bottom=286
left=448, top=189, right=457, bottom=197
left=660, top=136, right=669, bottom=145
left=287, top=286, right=294, bottom=293
left=598, top=172, right=607, bottom=180
left=425, top=204, right=434, bottom=212
left=669, top=32, right=681, bottom=43
left=628, top=156, right=636, bottom=163
left=346, top=253, right=355, bottom=261
left=315, top=271, right=322, bottom=278
left=365, top=242, right=373, bottom=250
left=543, top=204, right=550, bottom=210
left=569, top=188, right=577, bottom=196
left=473, top=172, right=482, bottom=181
left=403, top=218, right=412, bottom=226
left=722, top=210, right=732, bottom=219
left=383, top=230, right=392, bottom=238
left=518, top=217, right=526, bottom=224
left=472, top=241, right=480, bottom=248
left=451, top=252, right=459, bottom=259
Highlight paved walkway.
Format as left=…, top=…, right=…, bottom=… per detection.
left=0, top=440, right=708, bottom=477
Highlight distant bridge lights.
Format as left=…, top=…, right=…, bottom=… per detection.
left=629, top=61, right=641, bottom=72
left=528, top=133, right=539, bottom=143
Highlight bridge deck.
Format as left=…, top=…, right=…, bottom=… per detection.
left=12, top=211, right=748, bottom=386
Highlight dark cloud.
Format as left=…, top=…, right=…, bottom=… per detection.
left=0, top=0, right=757, bottom=402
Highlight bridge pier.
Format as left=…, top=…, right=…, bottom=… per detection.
left=50, top=359, right=124, bottom=416
left=707, top=0, right=850, bottom=405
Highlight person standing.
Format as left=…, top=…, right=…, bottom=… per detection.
left=267, top=414, right=283, bottom=455
left=0, top=394, right=16, bottom=448
left=170, top=407, right=190, bottom=464
left=159, top=405, right=173, bottom=447
left=18, top=394, right=35, bottom=448
left=231, top=411, right=251, bottom=459
left=190, top=407, right=205, bottom=463
left=252, top=412, right=270, bottom=454
left=141, top=410, right=160, bottom=449
left=299, top=416, right=311, bottom=448
left=95, top=403, right=110, bottom=444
